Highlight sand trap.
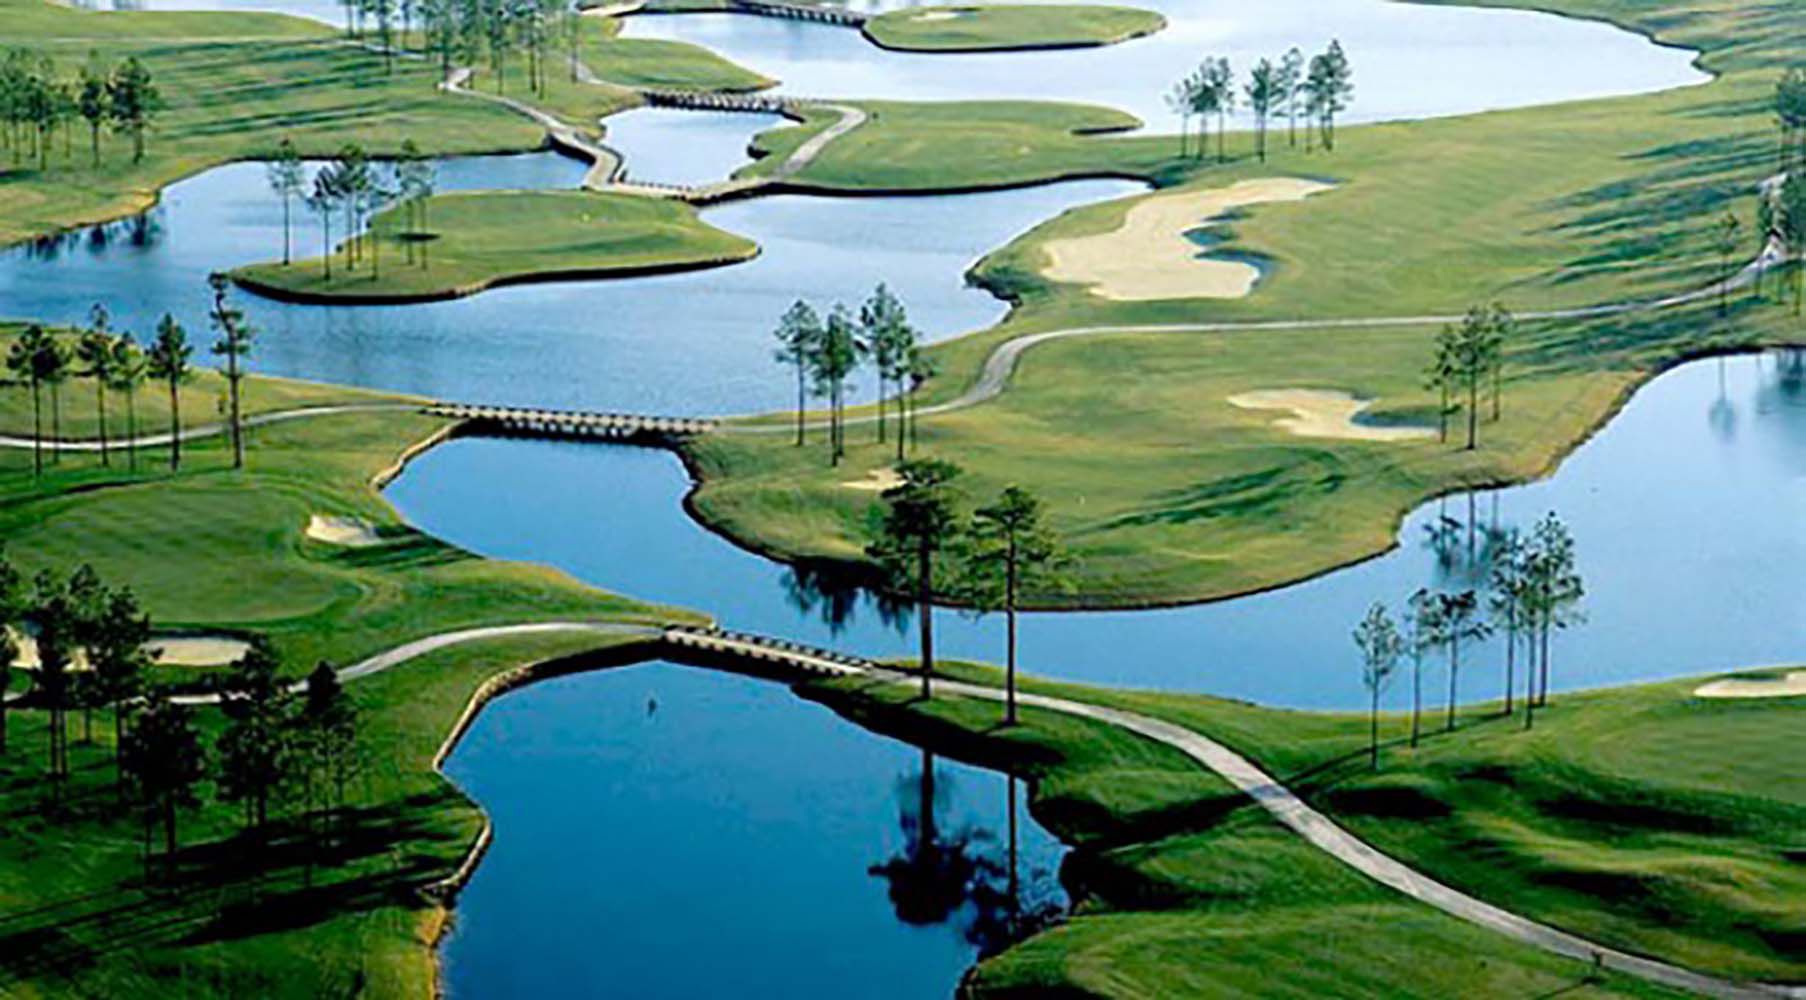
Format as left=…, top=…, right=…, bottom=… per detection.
left=911, top=9, right=968, bottom=20
left=7, top=628, right=251, bottom=670
left=841, top=467, right=905, bottom=492
left=1694, top=670, right=1806, bottom=699
left=1227, top=389, right=1434, bottom=443
left=1042, top=177, right=1333, bottom=301
left=307, top=514, right=386, bottom=547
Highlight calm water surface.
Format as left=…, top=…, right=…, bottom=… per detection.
left=440, top=662, right=1067, bottom=999
left=389, top=353, right=1806, bottom=710
left=0, top=163, right=1139, bottom=413
left=626, top=0, right=1705, bottom=128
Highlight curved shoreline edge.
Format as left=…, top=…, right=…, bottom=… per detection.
left=228, top=244, right=760, bottom=306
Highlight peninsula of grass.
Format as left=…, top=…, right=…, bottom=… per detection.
left=693, top=0, right=1805, bottom=607
left=805, top=660, right=1806, bottom=992
left=0, top=341, right=698, bottom=996
left=233, top=190, right=757, bottom=304
left=861, top=4, right=1166, bottom=53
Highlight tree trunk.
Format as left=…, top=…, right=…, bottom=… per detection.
left=1502, top=618, right=1515, bottom=714
left=1004, top=539, right=1018, bottom=725
left=168, top=381, right=181, bottom=471
left=95, top=381, right=109, bottom=466
left=1369, top=691, right=1380, bottom=770
left=30, top=381, right=42, bottom=477
left=1410, top=653, right=1421, bottom=748
left=1446, top=637, right=1460, bottom=732
left=1466, top=373, right=1478, bottom=449
left=228, top=365, right=244, bottom=469
left=917, top=541, right=934, bottom=699
left=793, top=360, right=805, bottom=446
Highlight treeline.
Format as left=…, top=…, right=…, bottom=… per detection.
left=1166, top=41, right=1353, bottom=162
left=772, top=283, right=931, bottom=466
left=0, top=49, right=160, bottom=169
left=267, top=138, right=440, bottom=279
left=1768, top=71, right=1806, bottom=312
left=1354, top=512, right=1586, bottom=768
left=341, top=0, right=584, bottom=97
left=5, top=279, right=258, bottom=478
left=1425, top=303, right=1514, bottom=450
left=0, top=554, right=361, bottom=881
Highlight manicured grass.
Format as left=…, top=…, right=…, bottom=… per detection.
left=804, top=663, right=1786, bottom=996
left=742, top=99, right=1175, bottom=192
left=0, top=363, right=695, bottom=996
left=861, top=4, right=1165, bottom=53
left=696, top=0, right=1806, bottom=606
left=0, top=324, right=402, bottom=444
left=581, top=10, right=773, bottom=92
left=232, top=190, right=757, bottom=302
left=0, top=0, right=556, bottom=248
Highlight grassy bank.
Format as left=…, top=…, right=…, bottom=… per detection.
left=0, top=0, right=560, bottom=248
left=232, top=190, right=757, bottom=303
left=806, top=660, right=1806, bottom=992
left=695, top=0, right=1805, bottom=606
left=861, top=5, right=1166, bottom=53
left=0, top=353, right=696, bottom=995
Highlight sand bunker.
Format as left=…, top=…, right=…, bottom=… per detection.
left=1694, top=670, right=1806, bottom=699
left=307, top=514, right=386, bottom=547
left=1041, top=177, right=1333, bottom=301
left=8, top=628, right=251, bottom=670
left=911, top=9, right=967, bottom=20
left=1227, top=389, right=1434, bottom=443
left=841, top=467, right=905, bottom=492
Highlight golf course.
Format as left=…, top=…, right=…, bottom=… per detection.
left=0, top=0, right=1800, bottom=996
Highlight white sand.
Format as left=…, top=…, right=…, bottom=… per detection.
left=1041, top=177, right=1333, bottom=301
left=1227, top=388, right=1434, bottom=443
left=911, top=9, right=968, bottom=20
left=307, top=514, right=387, bottom=547
left=841, top=467, right=905, bottom=492
left=1693, top=670, right=1806, bottom=700
left=7, top=628, right=251, bottom=670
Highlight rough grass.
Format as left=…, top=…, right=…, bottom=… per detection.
left=861, top=4, right=1166, bottom=54
left=232, top=190, right=757, bottom=302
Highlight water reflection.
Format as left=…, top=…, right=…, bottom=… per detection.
left=440, top=662, right=1069, bottom=998
left=868, top=754, right=1066, bottom=958
left=390, top=353, right=1806, bottom=709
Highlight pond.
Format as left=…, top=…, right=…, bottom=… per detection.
left=624, top=0, right=1706, bottom=129
left=387, top=351, right=1806, bottom=711
left=439, top=661, right=1067, bottom=999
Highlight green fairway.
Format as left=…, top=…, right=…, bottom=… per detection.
left=861, top=4, right=1165, bottom=53
left=232, top=190, right=757, bottom=303
left=0, top=0, right=561, bottom=247
left=807, top=659, right=1806, bottom=992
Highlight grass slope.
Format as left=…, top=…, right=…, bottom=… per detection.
left=861, top=4, right=1166, bottom=53
left=233, top=190, right=757, bottom=302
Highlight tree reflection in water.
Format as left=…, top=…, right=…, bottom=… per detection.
left=868, top=751, right=1065, bottom=958
left=780, top=561, right=912, bottom=638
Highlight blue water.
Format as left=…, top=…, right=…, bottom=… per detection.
left=0, top=162, right=1141, bottom=413
left=388, top=352, right=1806, bottom=711
left=439, top=662, right=1066, bottom=999
left=626, top=0, right=1705, bottom=128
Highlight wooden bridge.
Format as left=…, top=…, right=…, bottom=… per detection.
left=639, top=89, right=808, bottom=115
left=728, top=0, right=867, bottom=26
left=425, top=403, right=718, bottom=441
left=661, top=625, right=877, bottom=679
